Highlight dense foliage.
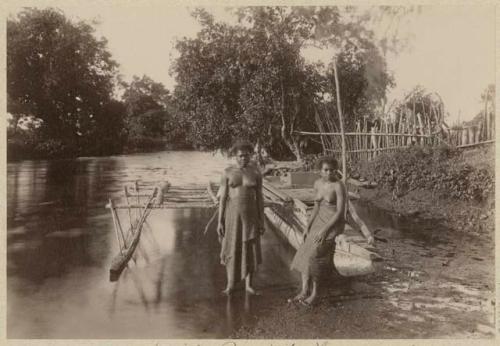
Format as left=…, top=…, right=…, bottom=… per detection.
left=173, top=7, right=393, bottom=159
left=122, top=75, right=190, bottom=152
left=7, top=8, right=184, bottom=160
left=7, top=6, right=403, bottom=161
left=7, top=8, right=126, bottom=158
left=354, top=145, right=494, bottom=202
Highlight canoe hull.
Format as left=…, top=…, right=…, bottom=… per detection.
left=264, top=205, right=377, bottom=277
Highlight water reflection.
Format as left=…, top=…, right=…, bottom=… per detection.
left=8, top=159, right=118, bottom=286
left=9, top=151, right=490, bottom=338
left=353, top=201, right=450, bottom=246
left=7, top=151, right=299, bottom=338
left=107, top=207, right=281, bottom=338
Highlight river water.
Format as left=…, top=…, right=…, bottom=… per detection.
left=7, top=151, right=494, bottom=339
left=7, top=151, right=300, bottom=338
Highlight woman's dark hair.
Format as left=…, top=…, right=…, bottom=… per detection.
left=229, top=141, right=254, bottom=156
left=315, top=156, right=339, bottom=171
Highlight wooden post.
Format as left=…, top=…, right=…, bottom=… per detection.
left=362, top=117, right=366, bottom=161
left=461, top=127, right=468, bottom=145
left=402, top=113, right=407, bottom=146
left=401, top=114, right=408, bottom=147
left=385, top=120, right=388, bottom=151
left=332, top=60, right=347, bottom=181
left=490, top=109, right=495, bottom=140
left=491, top=94, right=495, bottom=140
left=484, top=92, right=489, bottom=140
left=401, top=111, right=406, bottom=147
left=416, top=113, right=423, bottom=145
left=471, top=126, right=476, bottom=144
left=397, top=111, right=401, bottom=147
left=355, top=121, right=360, bottom=162
left=387, top=122, right=391, bottom=149
left=370, top=127, right=377, bottom=159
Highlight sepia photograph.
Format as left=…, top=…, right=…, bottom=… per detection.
left=4, top=0, right=497, bottom=341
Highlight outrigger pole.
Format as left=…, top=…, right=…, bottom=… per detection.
left=108, top=185, right=159, bottom=281
left=106, top=181, right=220, bottom=282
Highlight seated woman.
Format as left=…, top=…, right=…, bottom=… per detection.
left=217, top=141, right=265, bottom=295
left=290, top=156, right=347, bottom=305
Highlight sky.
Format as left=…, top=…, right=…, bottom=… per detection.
left=7, top=3, right=496, bottom=124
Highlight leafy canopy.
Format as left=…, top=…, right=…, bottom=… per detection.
left=173, top=7, right=394, bottom=158
left=7, top=8, right=123, bottom=155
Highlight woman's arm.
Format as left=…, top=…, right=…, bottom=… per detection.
left=315, top=182, right=346, bottom=242
left=255, top=172, right=265, bottom=234
left=217, top=169, right=229, bottom=237
left=307, top=181, right=321, bottom=231
left=307, top=201, right=320, bottom=232
left=304, top=200, right=320, bottom=242
left=304, top=180, right=321, bottom=239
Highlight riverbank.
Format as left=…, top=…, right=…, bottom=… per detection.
left=265, top=145, right=495, bottom=238
left=233, top=145, right=495, bottom=339
left=353, top=144, right=495, bottom=237
left=7, top=134, right=192, bottom=162
left=233, top=205, right=495, bottom=339
left=233, top=205, right=494, bottom=338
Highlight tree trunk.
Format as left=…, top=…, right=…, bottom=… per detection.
left=279, top=78, right=301, bottom=161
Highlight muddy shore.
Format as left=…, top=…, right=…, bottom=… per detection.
left=232, top=156, right=495, bottom=339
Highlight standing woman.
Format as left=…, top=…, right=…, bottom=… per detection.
left=290, top=157, right=347, bottom=305
left=217, top=141, right=265, bottom=295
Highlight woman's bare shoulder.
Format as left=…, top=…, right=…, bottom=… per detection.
left=313, top=178, right=324, bottom=189
left=313, top=179, right=323, bottom=201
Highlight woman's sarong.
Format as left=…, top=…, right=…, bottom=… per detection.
left=290, top=202, right=345, bottom=279
left=220, top=189, right=262, bottom=284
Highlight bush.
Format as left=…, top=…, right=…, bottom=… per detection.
left=124, top=136, right=168, bottom=153
left=354, top=145, right=494, bottom=202
left=7, top=138, right=32, bottom=161
left=34, top=139, right=75, bottom=159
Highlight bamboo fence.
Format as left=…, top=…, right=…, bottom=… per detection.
left=445, top=93, right=495, bottom=148
left=304, top=103, right=440, bottom=165
left=302, top=89, right=495, bottom=164
left=297, top=130, right=437, bottom=164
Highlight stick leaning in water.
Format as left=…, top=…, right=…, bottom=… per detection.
left=204, top=209, right=219, bottom=235
left=204, top=182, right=220, bottom=236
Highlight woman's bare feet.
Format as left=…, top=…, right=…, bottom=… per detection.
left=222, top=287, right=234, bottom=295
left=301, top=279, right=318, bottom=306
left=288, top=291, right=307, bottom=303
left=302, top=291, right=317, bottom=306
left=245, top=286, right=260, bottom=295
